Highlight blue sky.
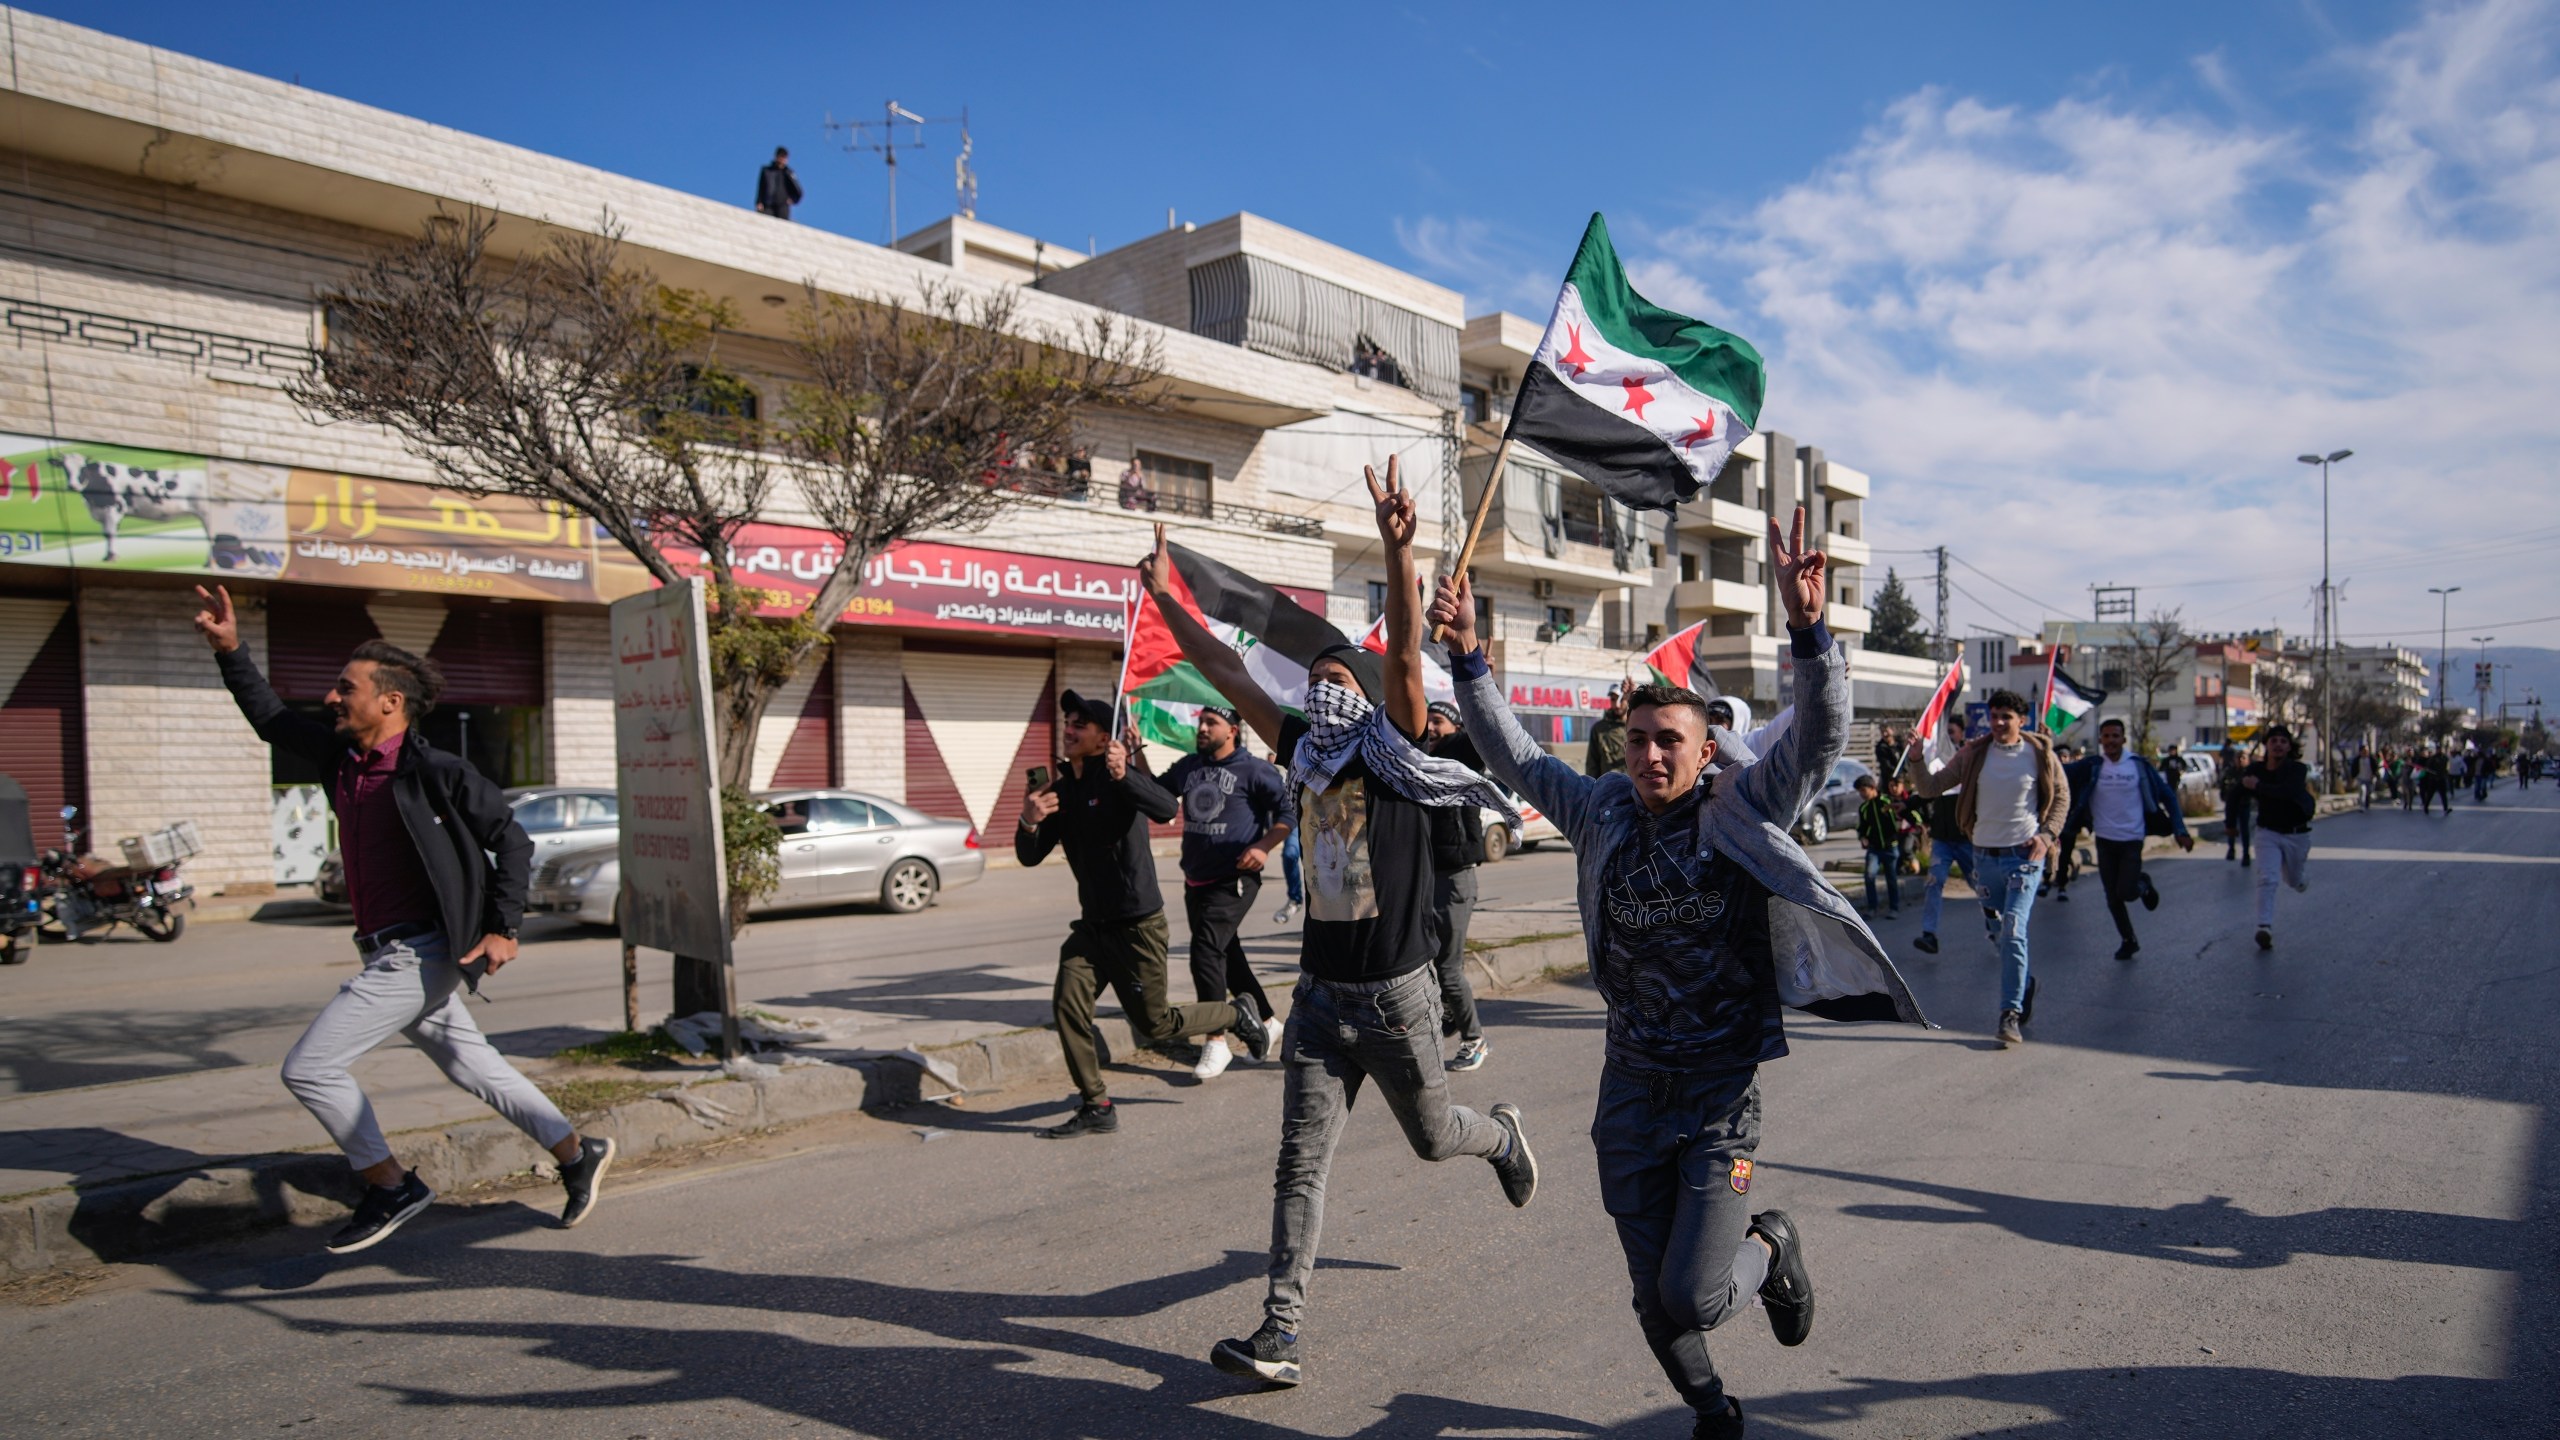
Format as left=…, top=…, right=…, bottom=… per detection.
left=35, top=1, right=2560, bottom=647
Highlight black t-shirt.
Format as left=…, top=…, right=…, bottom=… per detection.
left=1596, top=781, right=1785, bottom=1074
left=2245, top=759, right=2316, bottom=833
left=1281, top=714, right=1439, bottom=984
left=1425, top=732, right=1489, bottom=872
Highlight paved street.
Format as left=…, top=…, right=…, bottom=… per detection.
left=1, top=797, right=2552, bottom=1435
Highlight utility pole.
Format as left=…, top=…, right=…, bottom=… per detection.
left=2429, top=585, right=2460, bottom=712
left=1933, top=545, right=1950, bottom=664
left=2298, top=450, right=2351, bottom=786
left=826, top=100, right=967, bottom=243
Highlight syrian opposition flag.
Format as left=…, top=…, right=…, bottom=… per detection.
left=1509, top=213, right=1767, bottom=510
left=1121, top=542, right=1351, bottom=749
left=2042, top=662, right=2106, bottom=735
left=1641, top=618, right=1720, bottom=697
left=1910, top=657, right=1968, bottom=773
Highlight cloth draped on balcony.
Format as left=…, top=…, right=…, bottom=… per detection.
left=1188, top=254, right=1459, bottom=410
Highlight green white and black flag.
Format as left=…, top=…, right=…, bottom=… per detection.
left=1509, top=213, right=1767, bottom=510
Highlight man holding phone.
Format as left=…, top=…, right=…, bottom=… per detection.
left=1018, top=688, right=1271, bottom=1137
left=190, top=585, right=612, bottom=1254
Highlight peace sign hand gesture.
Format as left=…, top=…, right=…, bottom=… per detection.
left=1768, top=504, right=1827, bottom=631
left=1366, top=455, right=1417, bottom=552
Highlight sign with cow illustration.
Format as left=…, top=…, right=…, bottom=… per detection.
left=0, top=434, right=649, bottom=603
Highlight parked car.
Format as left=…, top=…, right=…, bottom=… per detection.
left=527, top=788, right=985, bottom=928
left=312, top=785, right=618, bottom=908
left=1793, top=758, right=1874, bottom=845
left=1476, top=779, right=1564, bottom=863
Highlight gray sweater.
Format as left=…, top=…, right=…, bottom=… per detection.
left=1453, top=630, right=1929, bottom=1028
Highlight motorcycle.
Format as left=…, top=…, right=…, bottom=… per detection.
left=43, top=806, right=195, bottom=944
left=0, top=776, right=43, bottom=964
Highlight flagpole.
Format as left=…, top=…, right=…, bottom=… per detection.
left=1430, top=432, right=1515, bottom=645
left=2041, top=643, right=2064, bottom=735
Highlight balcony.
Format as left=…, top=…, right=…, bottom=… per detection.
left=1026, top=467, right=1326, bottom=539
left=1677, top=497, right=1766, bottom=538
left=1824, top=533, right=1871, bottom=567
left=1820, top=462, right=1871, bottom=499
left=1673, top=578, right=1761, bottom=616
left=1828, top=602, right=1872, bottom=634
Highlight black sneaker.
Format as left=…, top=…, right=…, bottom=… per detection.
left=1912, top=930, right=1938, bottom=954
left=2139, top=874, right=2160, bottom=911
left=1692, top=1395, right=1745, bottom=1440
left=2115, top=939, right=2140, bottom=962
left=1211, top=1318, right=1302, bottom=1386
left=1232, top=1003, right=1274, bottom=1063
left=1996, top=1010, right=2024, bottom=1048
left=1039, top=1100, right=1118, bottom=1139
left=1749, top=1209, right=1815, bottom=1346
left=558, top=1135, right=615, bottom=1229
left=326, top=1171, right=434, bottom=1255
left=2052, top=887, right=2070, bottom=903
left=1489, top=1102, right=1537, bottom=1208
left=2255, top=927, right=2274, bottom=951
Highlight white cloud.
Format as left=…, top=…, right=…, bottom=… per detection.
left=1390, top=215, right=1556, bottom=317
left=1457, top=1, right=2560, bottom=645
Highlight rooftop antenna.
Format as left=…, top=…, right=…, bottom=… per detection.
left=2091, top=584, right=2137, bottom=624
left=825, top=100, right=964, bottom=243
left=953, top=108, right=977, bottom=220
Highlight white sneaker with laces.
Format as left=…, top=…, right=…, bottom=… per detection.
left=1273, top=903, right=1297, bottom=925
left=1194, top=1036, right=1235, bottom=1079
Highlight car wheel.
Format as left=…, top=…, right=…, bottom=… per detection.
left=1480, top=824, right=1511, bottom=864
left=881, top=858, right=938, bottom=913
left=1804, top=807, right=1830, bottom=845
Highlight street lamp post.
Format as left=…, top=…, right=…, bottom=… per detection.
left=2470, top=636, right=2496, bottom=728
left=2428, top=585, right=2461, bottom=714
left=2298, top=450, right=2351, bottom=786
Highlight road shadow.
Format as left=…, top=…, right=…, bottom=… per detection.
left=182, top=1225, right=1581, bottom=1437
left=1772, top=1162, right=2527, bottom=1273
left=0, top=1126, right=361, bottom=1266
left=763, top=964, right=1059, bottom=1034
left=0, top=1004, right=311, bottom=1092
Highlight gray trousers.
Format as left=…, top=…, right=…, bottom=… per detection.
left=1264, top=966, right=1507, bottom=1330
left=1429, top=866, right=1482, bottom=1042
left=2255, top=830, right=2311, bottom=926
left=1594, top=1063, right=1770, bottom=1418
left=281, top=931, right=573, bottom=1171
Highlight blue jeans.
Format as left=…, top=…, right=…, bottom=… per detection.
left=1861, top=847, right=1901, bottom=912
left=1281, top=829, right=1304, bottom=905
left=1972, top=848, right=2042, bottom=1014
left=1918, top=838, right=1975, bottom=933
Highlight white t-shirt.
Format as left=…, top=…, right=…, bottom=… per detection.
left=1972, top=741, right=2041, bottom=849
left=2091, top=754, right=2146, bottom=841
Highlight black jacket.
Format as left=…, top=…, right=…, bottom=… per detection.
left=1426, top=732, right=1488, bottom=872
left=1014, top=757, right=1177, bottom=923
left=755, top=161, right=803, bottom=218
left=2244, top=759, right=2316, bottom=834
left=216, top=648, right=532, bottom=953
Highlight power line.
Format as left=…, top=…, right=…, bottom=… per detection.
left=1945, top=578, right=2037, bottom=637
left=1947, top=552, right=2069, bottom=621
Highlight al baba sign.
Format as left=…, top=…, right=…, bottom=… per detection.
left=611, top=578, right=731, bottom=969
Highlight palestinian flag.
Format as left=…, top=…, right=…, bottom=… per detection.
left=1510, top=213, right=1766, bottom=510
left=1121, top=542, right=1352, bottom=749
left=1641, top=618, right=1720, bottom=696
left=2042, top=664, right=2105, bottom=735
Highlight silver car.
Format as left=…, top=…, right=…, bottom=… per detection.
left=526, top=788, right=986, bottom=927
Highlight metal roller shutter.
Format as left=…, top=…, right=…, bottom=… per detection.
left=769, top=651, right=837, bottom=789
left=428, top=604, right=543, bottom=706
left=901, top=648, right=1055, bottom=832
left=0, top=597, right=85, bottom=844
left=266, top=597, right=380, bottom=700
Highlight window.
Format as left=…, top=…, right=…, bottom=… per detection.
left=510, top=795, right=569, bottom=833
left=1680, top=551, right=1701, bottom=583
left=1545, top=605, right=1576, bottom=636
left=1474, top=593, right=1495, bottom=640
left=1366, top=580, right=1389, bottom=623
left=807, top=796, right=881, bottom=832
left=1460, top=384, right=1490, bottom=425
left=1647, top=542, right=1664, bottom=570
left=766, top=799, right=812, bottom=836
left=1644, top=623, right=1666, bottom=646
left=1133, top=450, right=1214, bottom=514
left=566, top=794, right=617, bottom=827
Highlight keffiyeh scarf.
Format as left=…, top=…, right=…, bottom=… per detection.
left=1290, top=682, right=1523, bottom=832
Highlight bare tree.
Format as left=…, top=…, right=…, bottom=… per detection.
left=2121, top=607, right=2192, bottom=754
left=294, top=211, right=1162, bottom=1005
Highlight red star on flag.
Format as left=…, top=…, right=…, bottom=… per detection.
left=1557, top=324, right=1595, bottom=379
left=1620, top=374, right=1656, bottom=419
left=1678, top=413, right=1717, bottom=450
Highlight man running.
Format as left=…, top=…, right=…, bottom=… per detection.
left=2063, top=718, right=2195, bottom=961
left=1141, top=460, right=1536, bottom=1391
left=2244, top=724, right=2317, bottom=951
left=1438, top=507, right=1928, bottom=1439
left=1017, top=689, right=1271, bottom=1135
left=1910, top=688, right=2067, bottom=1048
left=1162, top=705, right=1293, bottom=1081
left=192, top=586, right=613, bottom=1254
left=1423, top=700, right=1494, bottom=1072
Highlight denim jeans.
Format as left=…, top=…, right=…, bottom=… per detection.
left=1592, top=1063, right=1771, bottom=1418
left=1429, top=867, right=1482, bottom=1042
left=1280, top=830, right=1304, bottom=906
left=1264, top=966, right=1507, bottom=1330
left=1918, top=838, right=1975, bottom=934
left=1972, top=848, right=2043, bottom=1014
left=1861, top=846, right=1901, bottom=912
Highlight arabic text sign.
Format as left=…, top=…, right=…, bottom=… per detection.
left=612, top=579, right=731, bottom=964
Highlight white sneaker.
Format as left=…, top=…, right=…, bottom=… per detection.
left=1273, top=903, right=1297, bottom=925
left=1193, top=1036, right=1234, bottom=1080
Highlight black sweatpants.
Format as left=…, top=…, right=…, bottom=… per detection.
left=2094, top=835, right=2147, bottom=942
left=1184, top=874, right=1273, bottom=1022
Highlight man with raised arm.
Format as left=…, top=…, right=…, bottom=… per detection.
left=1431, top=509, right=1928, bottom=1440
left=1138, top=458, right=1537, bottom=1391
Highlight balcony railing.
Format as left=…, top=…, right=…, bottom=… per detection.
left=1008, top=466, right=1324, bottom=539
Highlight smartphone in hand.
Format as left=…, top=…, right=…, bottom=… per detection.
left=1026, top=765, right=1052, bottom=791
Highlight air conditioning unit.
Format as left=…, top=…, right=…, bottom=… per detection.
left=1530, top=579, right=1558, bottom=599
